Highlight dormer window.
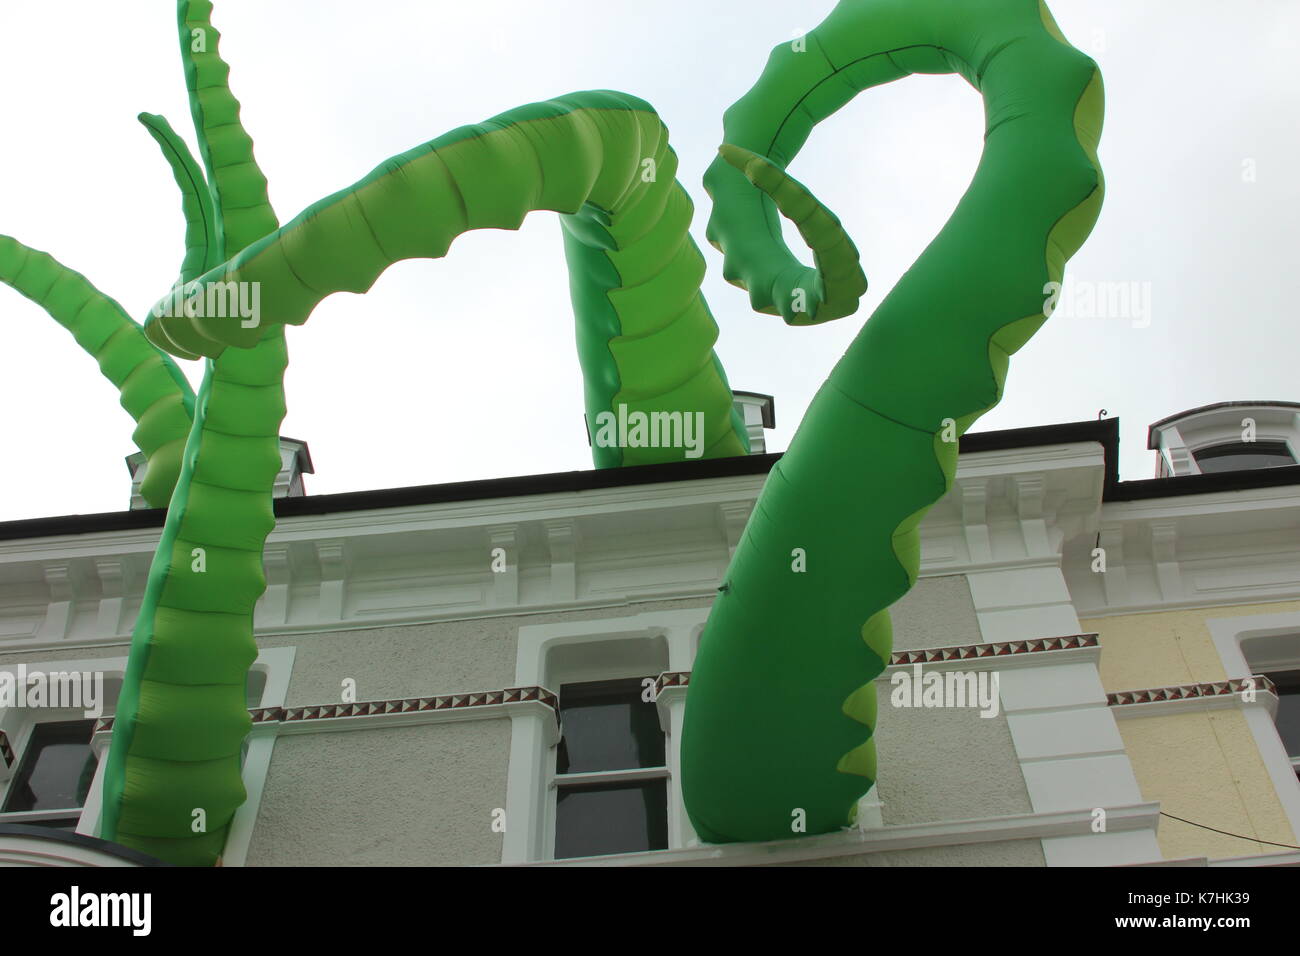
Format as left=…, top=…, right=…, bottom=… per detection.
left=1148, top=402, right=1300, bottom=478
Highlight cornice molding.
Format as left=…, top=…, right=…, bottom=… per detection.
left=3, top=432, right=1295, bottom=643
left=1066, top=482, right=1300, bottom=616
left=0, top=444, right=1110, bottom=645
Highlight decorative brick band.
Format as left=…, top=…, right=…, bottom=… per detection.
left=0, top=729, right=13, bottom=770
left=93, top=685, right=559, bottom=735
left=655, top=672, right=690, bottom=694
left=87, top=633, right=1102, bottom=735
left=1108, top=675, right=1276, bottom=707
left=890, top=633, right=1099, bottom=665
left=651, top=635, right=1100, bottom=695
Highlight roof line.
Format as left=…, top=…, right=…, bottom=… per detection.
left=1, top=416, right=1296, bottom=542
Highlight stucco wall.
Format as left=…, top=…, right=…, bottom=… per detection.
left=246, top=578, right=1025, bottom=864
left=1083, top=599, right=1300, bottom=691
left=0, top=578, right=1029, bottom=865
left=255, top=595, right=715, bottom=705
left=878, top=575, right=1034, bottom=824
left=246, top=719, right=511, bottom=866
left=892, top=574, right=986, bottom=651
left=246, top=596, right=713, bottom=865
left=1117, top=709, right=1293, bottom=860
left=875, top=702, right=1033, bottom=825
left=1081, top=600, right=1300, bottom=861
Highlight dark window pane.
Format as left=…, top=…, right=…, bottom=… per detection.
left=23, top=817, right=81, bottom=832
left=555, top=779, right=668, bottom=859
left=558, top=678, right=665, bottom=773
left=1194, top=442, right=1296, bottom=474
left=2, top=720, right=96, bottom=813
left=1269, top=671, right=1300, bottom=757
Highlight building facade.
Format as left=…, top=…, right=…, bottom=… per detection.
left=0, top=400, right=1297, bottom=866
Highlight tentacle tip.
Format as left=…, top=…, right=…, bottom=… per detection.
left=717, top=143, right=762, bottom=179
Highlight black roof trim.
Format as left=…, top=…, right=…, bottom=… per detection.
left=1, top=416, right=1296, bottom=542
left=1106, top=464, right=1300, bottom=502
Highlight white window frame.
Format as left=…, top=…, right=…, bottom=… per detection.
left=0, top=708, right=102, bottom=827
left=0, top=655, right=127, bottom=832
left=1263, top=670, right=1300, bottom=779
left=0, top=646, right=294, bottom=866
left=1207, top=611, right=1300, bottom=841
left=503, top=608, right=708, bottom=863
left=552, top=677, right=672, bottom=859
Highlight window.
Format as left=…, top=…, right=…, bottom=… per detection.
left=1208, top=619, right=1300, bottom=845
left=554, top=677, right=669, bottom=858
left=0, top=647, right=294, bottom=863
left=1193, top=441, right=1296, bottom=474
left=506, top=609, right=708, bottom=863
left=0, top=666, right=122, bottom=833
left=1265, top=670, right=1300, bottom=781
left=0, top=718, right=97, bottom=829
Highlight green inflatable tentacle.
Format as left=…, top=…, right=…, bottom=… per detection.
left=141, top=92, right=750, bottom=466
left=138, top=112, right=219, bottom=287
left=102, top=0, right=287, bottom=866
left=100, top=330, right=286, bottom=866
left=712, top=145, right=866, bottom=326
left=681, top=0, right=1104, bottom=843
left=178, top=0, right=278, bottom=259
left=0, top=236, right=194, bottom=507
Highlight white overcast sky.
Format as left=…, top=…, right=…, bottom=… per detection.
left=1, top=1, right=1297, bottom=521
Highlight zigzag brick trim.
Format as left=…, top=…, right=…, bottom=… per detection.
left=88, top=634, right=1104, bottom=733
left=1107, top=675, right=1277, bottom=707
left=655, top=671, right=691, bottom=694
left=652, top=634, right=1101, bottom=695
left=93, top=685, right=559, bottom=734
left=889, top=633, right=1099, bottom=665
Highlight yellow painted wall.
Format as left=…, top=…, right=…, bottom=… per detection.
left=1080, top=601, right=1300, bottom=860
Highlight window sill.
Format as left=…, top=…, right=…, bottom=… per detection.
left=501, top=803, right=1162, bottom=867
left=553, top=766, right=668, bottom=788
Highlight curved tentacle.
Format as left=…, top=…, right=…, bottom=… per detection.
left=114, top=89, right=749, bottom=867
left=101, top=329, right=287, bottom=866
left=141, top=91, right=750, bottom=466
left=682, top=0, right=1105, bottom=843
left=101, top=0, right=288, bottom=866
left=0, top=236, right=194, bottom=506
left=712, top=144, right=866, bottom=325
left=177, top=0, right=277, bottom=260
left=138, top=112, right=219, bottom=286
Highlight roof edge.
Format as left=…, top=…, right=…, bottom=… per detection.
left=3, top=416, right=1297, bottom=542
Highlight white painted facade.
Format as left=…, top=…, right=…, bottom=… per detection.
left=0, top=403, right=1297, bottom=867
